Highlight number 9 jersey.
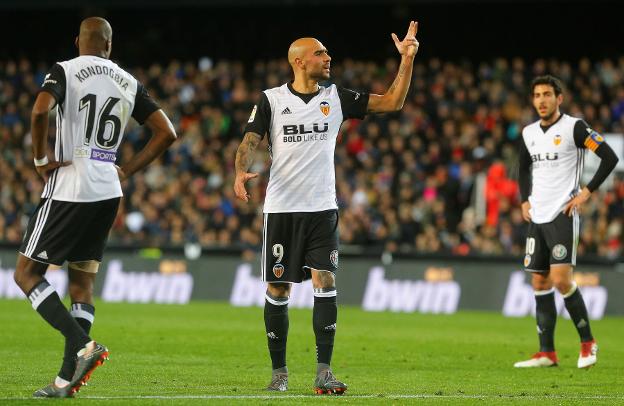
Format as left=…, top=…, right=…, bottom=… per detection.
left=40, top=55, right=159, bottom=202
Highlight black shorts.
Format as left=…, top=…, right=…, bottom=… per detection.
left=262, top=209, right=339, bottom=283
left=19, top=197, right=120, bottom=266
left=523, top=211, right=579, bottom=272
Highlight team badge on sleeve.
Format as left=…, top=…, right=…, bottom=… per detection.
left=584, top=129, right=604, bottom=152
left=248, top=105, right=258, bottom=123
left=330, top=250, right=339, bottom=268
left=320, top=101, right=330, bottom=116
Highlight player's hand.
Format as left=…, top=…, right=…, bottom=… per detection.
left=521, top=201, right=532, bottom=222
left=35, top=160, right=71, bottom=182
left=234, top=172, right=259, bottom=202
left=115, top=165, right=128, bottom=182
left=392, top=20, right=419, bottom=58
left=563, top=187, right=591, bottom=216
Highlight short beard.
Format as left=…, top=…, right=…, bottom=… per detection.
left=540, top=110, right=556, bottom=121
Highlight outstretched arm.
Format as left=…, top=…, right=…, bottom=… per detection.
left=234, top=132, right=263, bottom=202
left=367, top=20, right=419, bottom=113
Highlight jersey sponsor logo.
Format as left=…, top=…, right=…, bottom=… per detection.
left=320, top=101, right=330, bottom=116
left=283, top=123, right=329, bottom=135
left=248, top=105, right=257, bottom=123
left=74, top=147, right=90, bottom=158
left=531, top=152, right=558, bottom=162
left=91, top=148, right=117, bottom=163
left=553, top=134, right=562, bottom=146
left=272, top=263, right=285, bottom=278
left=330, top=250, right=339, bottom=268
left=552, top=244, right=567, bottom=260
left=281, top=107, right=292, bottom=115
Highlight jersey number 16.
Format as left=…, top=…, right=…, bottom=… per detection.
left=79, top=93, right=122, bottom=149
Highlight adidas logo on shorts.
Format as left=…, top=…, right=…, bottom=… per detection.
left=281, top=107, right=292, bottom=115
left=37, top=251, right=49, bottom=260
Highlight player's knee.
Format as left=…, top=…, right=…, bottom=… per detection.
left=530, top=272, right=551, bottom=291
left=553, top=279, right=573, bottom=295
left=311, top=270, right=335, bottom=289
left=267, top=282, right=291, bottom=298
left=13, top=257, right=44, bottom=289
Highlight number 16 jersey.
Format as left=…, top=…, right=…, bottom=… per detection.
left=40, top=55, right=159, bottom=202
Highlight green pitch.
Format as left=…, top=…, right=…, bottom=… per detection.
left=0, top=299, right=622, bottom=405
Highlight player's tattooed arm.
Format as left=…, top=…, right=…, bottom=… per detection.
left=234, top=132, right=262, bottom=202
left=367, top=20, right=419, bottom=113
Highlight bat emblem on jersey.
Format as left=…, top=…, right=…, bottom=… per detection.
left=320, top=101, right=330, bottom=116
left=553, top=134, right=562, bottom=146
left=272, top=264, right=285, bottom=278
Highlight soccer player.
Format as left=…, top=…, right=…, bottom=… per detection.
left=234, top=21, right=419, bottom=394
left=514, top=75, right=618, bottom=369
left=13, top=17, right=177, bottom=397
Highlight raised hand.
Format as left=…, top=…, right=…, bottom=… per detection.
left=392, top=20, right=419, bottom=58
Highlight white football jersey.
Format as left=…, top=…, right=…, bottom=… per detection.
left=521, top=114, right=585, bottom=223
left=245, top=83, right=368, bottom=213
left=39, top=55, right=158, bottom=202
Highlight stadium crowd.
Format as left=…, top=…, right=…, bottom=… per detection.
left=0, top=57, right=622, bottom=259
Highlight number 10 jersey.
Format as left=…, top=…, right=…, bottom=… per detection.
left=40, top=55, right=159, bottom=202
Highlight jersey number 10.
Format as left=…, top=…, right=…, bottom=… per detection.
left=79, top=93, right=121, bottom=149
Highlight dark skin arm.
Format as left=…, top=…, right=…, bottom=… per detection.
left=116, top=109, right=177, bottom=181
left=234, top=132, right=263, bottom=202
left=30, top=91, right=71, bottom=181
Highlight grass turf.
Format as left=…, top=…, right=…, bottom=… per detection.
left=0, top=299, right=622, bottom=404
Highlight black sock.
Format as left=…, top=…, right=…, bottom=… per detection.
left=27, top=280, right=90, bottom=356
left=264, top=293, right=289, bottom=371
left=564, top=284, right=593, bottom=342
left=535, top=289, right=557, bottom=352
left=58, top=303, right=95, bottom=381
left=313, top=291, right=337, bottom=366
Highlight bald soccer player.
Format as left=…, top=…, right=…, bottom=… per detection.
left=234, top=21, right=419, bottom=394
left=13, top=17, right=176, bottom=397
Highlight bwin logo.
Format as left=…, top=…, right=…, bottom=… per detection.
left=362, top=267, right=461, bottom=314
left=531, top=153, right=559, bottom=162
left=101, top=260, right=193, bottom=304
left=283, top=123, right=328, bottom=135
left=502, top=271, right=607, bottom=319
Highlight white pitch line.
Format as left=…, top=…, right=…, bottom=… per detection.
left=2, top=394, right=624, bottom=400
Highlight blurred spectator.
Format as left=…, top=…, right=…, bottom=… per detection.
left=0, top=57, right=622, bottom=259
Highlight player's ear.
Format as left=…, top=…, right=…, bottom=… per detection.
left=75, top=36, right=79, bottom=50
left=106, top=40, right=112, bottom=56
